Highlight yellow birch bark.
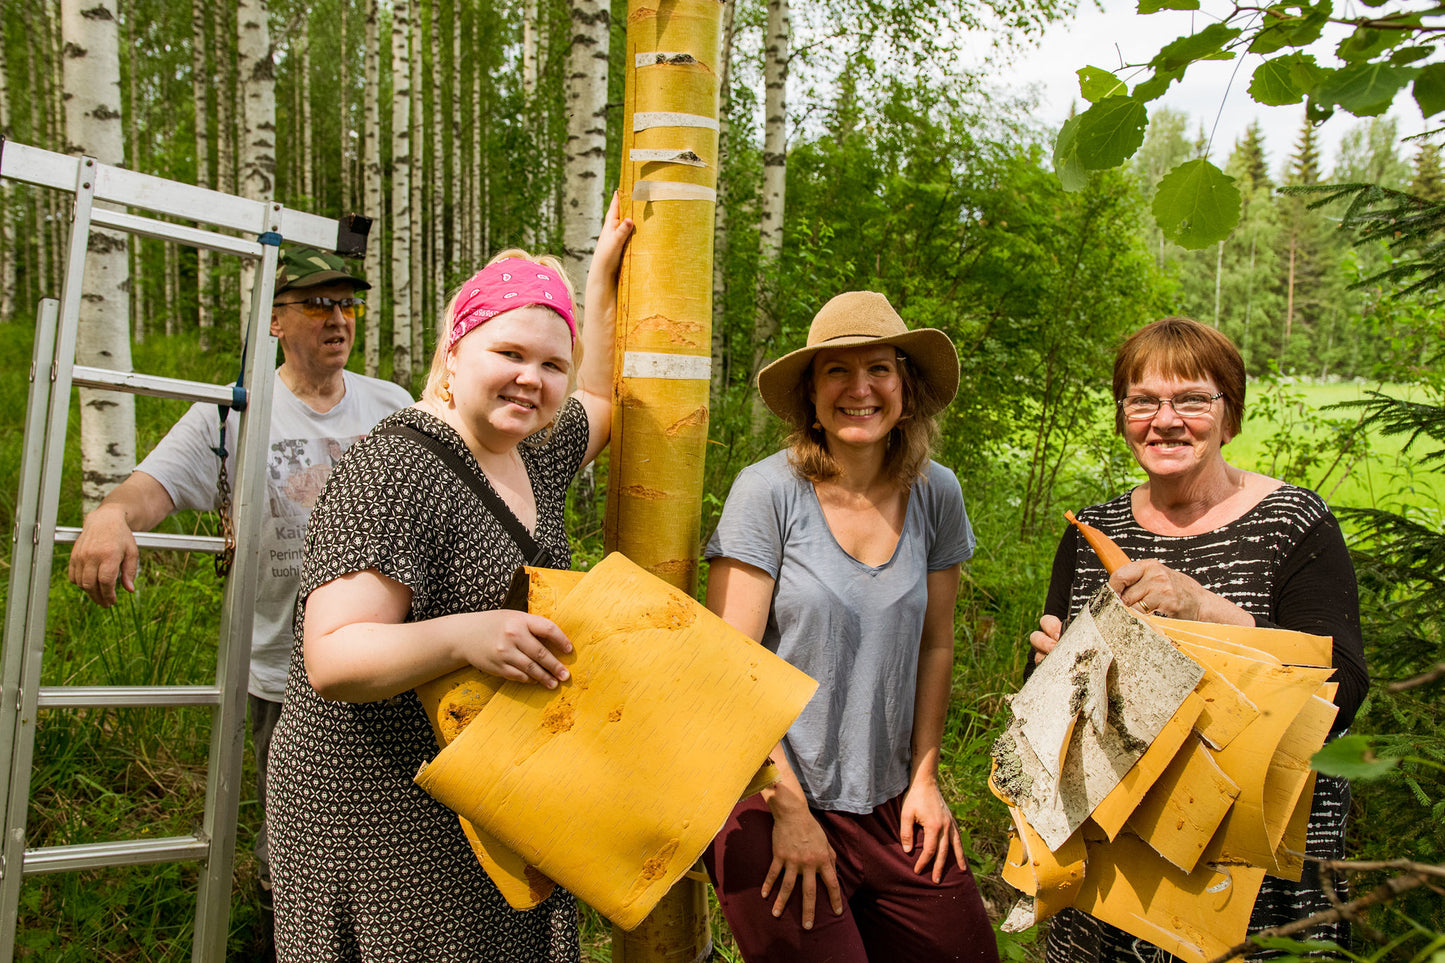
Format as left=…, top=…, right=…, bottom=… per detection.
left=607, top=0, right=723, bottom=956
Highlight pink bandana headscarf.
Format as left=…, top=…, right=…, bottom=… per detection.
left=448, top=259, right=577, bottom=348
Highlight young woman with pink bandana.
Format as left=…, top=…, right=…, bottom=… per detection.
left=266, top=196, right=632, bottom=962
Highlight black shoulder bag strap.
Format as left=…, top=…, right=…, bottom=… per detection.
left=372, top=424, right=557, bottom=570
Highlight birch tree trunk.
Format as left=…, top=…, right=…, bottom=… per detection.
left=607, top=0, right=722, bottom=952
left=523, top=0, right=539, bottom=100
left=192, top=0, right=213, bottom=347
left=363, top=0, right=383, bottom=376
left=339, top=0, right=350, bottom=210
left=300, top=20, right=313, bottom=201
left=61, top=0, right=135, bottom=510
left=454, top=0, right=468, bottom=266
left=237, top=0, right=276, bottom=332
left=409, top=9, right=424, bottom=381
left=562, top=0, right=609, bottom=326
left=215, top=2, right=235, bottom=196
left=390, top=0, right=413, bottom=388
left=124, top=0, right=144, bottom=343
left=0, top=9, right=13, bottom=324
left=749, top=0, right=789, bottom=431
left=431, top=0, right=446, bottom=326
left=710, top=0, right=738, bottom=406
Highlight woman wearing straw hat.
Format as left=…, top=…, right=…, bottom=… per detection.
left=703, top=292, right=999, bottom=962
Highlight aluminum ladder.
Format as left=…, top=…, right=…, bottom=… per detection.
left=0, top=139, right=366, bottom=961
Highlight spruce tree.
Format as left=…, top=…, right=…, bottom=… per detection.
left=1411, top=143, right=1445, bottom=202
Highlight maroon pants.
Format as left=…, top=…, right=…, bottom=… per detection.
left=704, top=792, right=999, bottom=963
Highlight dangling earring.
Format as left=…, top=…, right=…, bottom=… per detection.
left=812, top=420, right=822, bottom=431
left=438, top=379, right=453, bottom=404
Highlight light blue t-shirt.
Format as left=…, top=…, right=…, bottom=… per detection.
left=705, top=450, right=975, bottom=813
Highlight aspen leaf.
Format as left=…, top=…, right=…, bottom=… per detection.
left=1137, top=0, right=1199, bottom=11
left=1078, top=66, right=1126, bottom=103
left=1153, top=23, right=1243, bottom=71
left=1075, top=96, right=1148, bottom=169
left=1315, top=62, right=1418, bottom=116
left=1133, top=65, right=1185, bottom=102
left=1336, top=25, right=1395, bottom=63
left=1414, top=63, right=1445, bottom=116
left=1152, top=159, right=1241, bottom=249
left=1311, top=734, right=1400, bottom=780
left=1390, top=44, right=1434, bottom=66
left=1249, top=54, right=1319, bottom=105
left=1052, top=116, right=1089, bottom=192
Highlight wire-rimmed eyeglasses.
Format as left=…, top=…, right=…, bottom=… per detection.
left=1117, top=391, right=1223, bottom=420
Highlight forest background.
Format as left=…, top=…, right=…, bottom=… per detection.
left=0, top=0, right=1442, bottom=959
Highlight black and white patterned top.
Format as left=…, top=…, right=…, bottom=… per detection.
left=267, top=401, right=588, bottom=962
left=1039, top=484, right=1369, bottom=962
left=1044, top=484, right=1368, bottom=728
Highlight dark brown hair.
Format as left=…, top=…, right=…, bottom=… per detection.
left=785, top=350, right=944, bottom=489
left=1113, top=316, right=1245, bottom=438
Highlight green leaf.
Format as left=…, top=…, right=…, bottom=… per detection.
left=1152, top=159, right=1241, bottom=248
left=1415, top=63, right=1445, bottom=116
left=1305, top=94, right=1335, bottom=123
left=1052, top=116, right=1089, bottom=193
left=1154, top=23, right=1244, bottom=71
left=1315, top=62, right=1418, bottom=116
left=1312, top=734, right=1400, bottom=780
left=1391, top=44, right=1435, bottom=65
left=1138, top=0, right=1199, bottom=11
left=1078, top=67, right=1127, bottom=103
left=1249, top=2, right=1333, bottom=51
left=1133, top=65, right=1185, bottom=102
left=1250, top=54, right=1312, bottom=105
left=1337, top=25, right=1395, bottom=62
left=1075, top=96, right=1150, bottom=169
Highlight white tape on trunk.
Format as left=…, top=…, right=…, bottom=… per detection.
left=632, top=111, right=719, bottom=132
left=631, top=181, right=717, bottom=203
left=630, top=149, right=707, bottom=168
left=623, top=351, right=712, bottom=380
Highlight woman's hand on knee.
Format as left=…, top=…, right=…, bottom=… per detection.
left=901, top=780, right=965, bottom=883
left=761, top=809, right=843, bottom=930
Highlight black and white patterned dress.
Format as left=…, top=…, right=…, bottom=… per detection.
left=1039, top=485, right=1370, bottom=962
left=268, top=402, right=588, bottom=962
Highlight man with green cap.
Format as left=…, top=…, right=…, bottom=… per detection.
left=68, top=247, right=412, bottom=954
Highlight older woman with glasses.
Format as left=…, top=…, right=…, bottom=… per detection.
left=1029, top=316, right=1369, bottom=961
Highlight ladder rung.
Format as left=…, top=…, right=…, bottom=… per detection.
left=70, top=365, right=240, bottom=407
left=36, top=686, right=223, bottom=709
left=21, top=835, right=210, bottom=876
left=90, top=207, right=263, bottom=259
left=53, top=527, right=226, bottom=554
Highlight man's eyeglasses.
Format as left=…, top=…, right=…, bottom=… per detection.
left=276, top=296, right=365, bottom=321
left=1118, top=391, right=1223, bottom=420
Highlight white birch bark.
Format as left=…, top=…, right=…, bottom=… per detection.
left=409, top=9, right=423, bottom=381
left=363, top=0, right=382, bottom=377
left=710, top=0, right=738, bottom=405
left=62, top=0, right=135, bottom=509
left=523, top=0, right=539, bottom=99
left=561, top=0, right=608, bottom=329
left=215, top=2, right=235, bottom=195
left=0, top=9, right=13, bottom=323
left=339, top=0, right=350, bottom=210
left=300, top=20, right=313, bottom=201
left=430, top=0, right=445, bottom=327
left=390, top=0, right=413, bottom=388
left=454, top=0, right=468, bottom=265
left=750, top=0, right=789, bottom=432
left=124, top=0, right=144, bottom=343
left=237, top=0, right=276, bottom=331
left=192, top=0, right=213, bottom=346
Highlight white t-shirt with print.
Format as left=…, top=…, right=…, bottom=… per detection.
left=137, top=370, right=412, bottom=702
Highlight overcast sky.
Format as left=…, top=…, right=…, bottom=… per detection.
left=984, top=0, right=1430, bottom=179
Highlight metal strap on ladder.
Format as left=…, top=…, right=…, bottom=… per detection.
left=0, top=139, right=364, bottom=961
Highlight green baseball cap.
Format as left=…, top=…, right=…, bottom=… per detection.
left=275, top=247, right=372, bottom=295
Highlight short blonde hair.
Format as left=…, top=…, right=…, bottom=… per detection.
left=421, top=249, right=581, bottom=408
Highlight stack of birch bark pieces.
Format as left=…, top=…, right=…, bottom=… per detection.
left=990, top=516, right=1338, bottom=962
left=410, top=553, right=817, bottom=930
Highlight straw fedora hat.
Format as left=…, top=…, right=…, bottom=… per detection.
left=756, top=291, right=960, bottom=426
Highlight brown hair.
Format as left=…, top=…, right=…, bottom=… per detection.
left=785, top=350, right=944, bottom=489
left=1113, top=316, right=1245, bottom=438
left=421, top=249, right=580, bottom=409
